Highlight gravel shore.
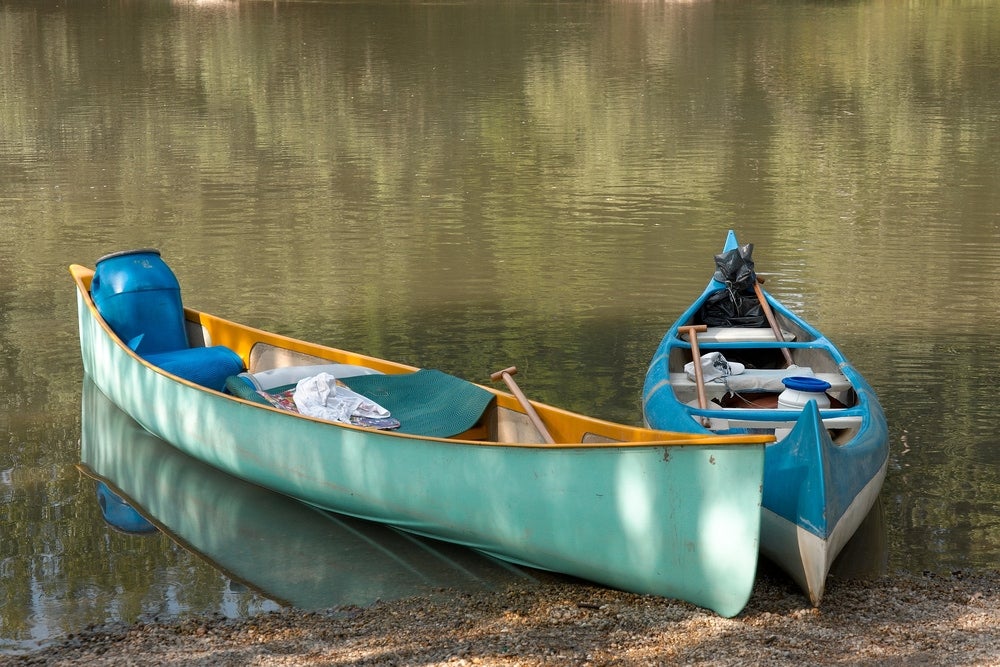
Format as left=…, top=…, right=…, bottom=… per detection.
left=7, top=568, right=998, bottom=666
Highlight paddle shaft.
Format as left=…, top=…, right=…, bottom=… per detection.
left=490, top=366, right=556, bottom=444
left=679, top=325, right=712, bottom=427
left=753, top=278, right=795, bottom=367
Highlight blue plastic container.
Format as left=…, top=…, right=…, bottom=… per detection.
left=780, top=376, right=832, bottom=394
left=91, top=249, right=190, bottom=355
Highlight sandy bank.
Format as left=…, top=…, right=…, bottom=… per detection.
left=8, top=569, right=999, bottom=666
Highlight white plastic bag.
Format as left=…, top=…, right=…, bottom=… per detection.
left=292, top=372, right=390, bottom=424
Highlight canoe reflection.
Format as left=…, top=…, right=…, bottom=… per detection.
left=827, top=493, right=889, bottom=582
left=79, top=376, right=537, bottom=609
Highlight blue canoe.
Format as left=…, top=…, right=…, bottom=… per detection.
left=642, top=230, right=889, bottom=606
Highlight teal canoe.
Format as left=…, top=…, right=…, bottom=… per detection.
left=71, top=253, right=772, bottom=617
left=642, top=231, right=889, bottom=606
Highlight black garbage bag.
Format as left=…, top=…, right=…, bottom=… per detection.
left=698, top=288, right=765, bottom=327
left=697, top=243, right=766, bottom=328
left=712, top=243, right=757, bottom=290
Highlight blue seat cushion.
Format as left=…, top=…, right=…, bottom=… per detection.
left=144, top=346, right=244, bottom=392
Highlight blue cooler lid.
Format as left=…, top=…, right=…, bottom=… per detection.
left=781, top=376, right=832, bottom=393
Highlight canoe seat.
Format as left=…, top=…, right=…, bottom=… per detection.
left=681, top=326, right=796, bottom=343
left=227, top=368, right=496, bottom=439
left=691, top=408, right=865, bottom=433
left=669, top=368, right=851, bottom=401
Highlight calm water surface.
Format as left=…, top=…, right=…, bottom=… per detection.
left=2, top=0, right=998, bottom=653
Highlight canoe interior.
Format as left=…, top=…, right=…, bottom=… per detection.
left=192, top=309, right=592, bottom=446
left=73, top=265, right=770, bottom=450
left=667, top=313, right=862, bottom=445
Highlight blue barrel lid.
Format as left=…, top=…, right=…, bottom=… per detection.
left=96, top=248, right=161, bottom=265
left=781, top=376, right=832, bottom=393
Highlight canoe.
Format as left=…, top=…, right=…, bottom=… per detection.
left=642, top=230, right=889, bottom=606
left=70, top=250, right=773, bottom=618
left=79, top=376, right=534, bottom=608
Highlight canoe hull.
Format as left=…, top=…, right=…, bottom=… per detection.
left=73, top=267, right=767, bottom=617
left=760, top=456, right=887, bottom=603
left=642, top=231, right=890, bottom=606
left=757, top=399, right=888, bottom=604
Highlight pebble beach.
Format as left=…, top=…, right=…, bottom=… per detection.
left=8, top=568, right=998, bottom=666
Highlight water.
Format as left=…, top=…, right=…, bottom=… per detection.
left=2, top=0, right=998, bottom=653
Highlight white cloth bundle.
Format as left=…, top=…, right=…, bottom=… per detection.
left=684, top=352, right=746, bottom=382
left=292, top=372, right=391, bottom=424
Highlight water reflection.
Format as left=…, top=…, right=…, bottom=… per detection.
left=828, top=496, right=888, bottom=583
left=78, top=377, right=535, bottom=611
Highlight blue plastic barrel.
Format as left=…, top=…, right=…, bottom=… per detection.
left=91, top=249, right=190, bottom=355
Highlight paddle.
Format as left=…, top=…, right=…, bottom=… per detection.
left=678, top=324, right=712, bottom=427
left=490, top=366, right=556, bottom=444
left=753, top=276, right=795, bottom=368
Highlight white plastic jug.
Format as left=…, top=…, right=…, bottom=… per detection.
left=778, top=376, right=832, bottom=410
left=775, top=376, right=831, bottom=440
